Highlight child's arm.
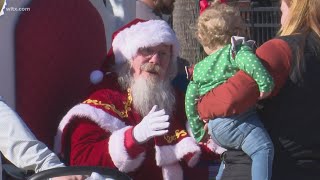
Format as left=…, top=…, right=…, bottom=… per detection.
left=234, top=45, right=274, bottom=99
left=185, top=81, right=206, bottom=142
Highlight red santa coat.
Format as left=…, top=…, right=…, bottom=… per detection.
left=54, top=81, right=201, bottom=180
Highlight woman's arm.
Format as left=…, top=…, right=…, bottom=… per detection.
left=197, top=39, right=292, bottom=120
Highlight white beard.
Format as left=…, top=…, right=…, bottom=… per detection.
left=130, top=76, right=176, bottom=117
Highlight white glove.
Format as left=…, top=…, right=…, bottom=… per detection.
left=85, top=172, right=113, bottom=180
left=133, top=105, right=170, bottom=144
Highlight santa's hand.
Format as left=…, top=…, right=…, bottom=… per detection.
left=133, top=105, right=170, bottom=144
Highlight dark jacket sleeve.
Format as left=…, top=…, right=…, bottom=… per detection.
left=197, top=39, right=292, bottom=120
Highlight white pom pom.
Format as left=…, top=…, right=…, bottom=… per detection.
left=90, top=70, right=104, bottom=84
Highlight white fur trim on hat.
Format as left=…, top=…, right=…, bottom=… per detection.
left=90, top=70, right=104, bottom=84
left=112, top=19, right=180, bottom=64
left=89, top=70, right=112, bottom=84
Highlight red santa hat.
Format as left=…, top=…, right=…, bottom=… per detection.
left=90, top=19, right=180, bottom=84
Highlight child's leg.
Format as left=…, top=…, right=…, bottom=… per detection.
left=239, top=114, right=274, bottom=180
left=208, top=109, right=274, bottom=180
left=207, top=118, right=241, bottom=180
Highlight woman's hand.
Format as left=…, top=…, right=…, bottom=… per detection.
left=199, top=122, right=210, bottom=143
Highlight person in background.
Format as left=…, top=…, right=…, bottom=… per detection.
left=54, top=19, right=220, bottom=180
left=136, top=0, right=175, bottom=23
left=95, top=0, right=136, bottom=50
left=0, top=97, right=83, bottom=180
left=196, top=0, right=320, bottom=179
left=185, top=2, right=274, bottom=180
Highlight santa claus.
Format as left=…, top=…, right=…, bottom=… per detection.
left=54, top=19, right=212, bottom=180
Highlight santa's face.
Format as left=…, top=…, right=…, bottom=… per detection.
left=116, top=44, right=175, bottom=116
left=132, top=44, right=171, bottom=81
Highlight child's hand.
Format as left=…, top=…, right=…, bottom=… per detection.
left=185, top=65, right=195, bottom=80
left=199, top=123, right=209, bottom=143
left=204, top=122, right=208, bottom=131
left=199, top=134, right=209, bottom=144
left=259, top=91, right=271, bottom=100
left=202, top=119, right=209, bottom=123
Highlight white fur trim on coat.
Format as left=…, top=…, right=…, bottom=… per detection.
left=155, top=137, right=201, bottom=167
left=162, top=163, right=183, bottom=180
left=54, top=103, right=126, bottom=153
left=112, top=19, right=180, bottom=65
left=109, top=126, right=146, bottom=172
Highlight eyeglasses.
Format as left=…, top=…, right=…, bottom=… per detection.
left=137, top=47, right=171, bottom=60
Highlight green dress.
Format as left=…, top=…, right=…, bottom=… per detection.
left=185, top=44, right=274, bottom=142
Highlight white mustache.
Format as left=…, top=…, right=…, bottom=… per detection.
left=140, top=63, right=161, bottom=74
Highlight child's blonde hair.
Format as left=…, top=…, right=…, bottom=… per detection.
left=196, top=1, right=246, bottom=50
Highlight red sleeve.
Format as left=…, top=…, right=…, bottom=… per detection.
left=68, top=119, right=146, bottom=166
left=124, top=127, right=147, bottom=158
left=197, top=39, right=292, bottom=120
left=69, top=119, right=115, bottom=167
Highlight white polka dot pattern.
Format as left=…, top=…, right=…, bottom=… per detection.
left=185, top=44, right=274, bottom=142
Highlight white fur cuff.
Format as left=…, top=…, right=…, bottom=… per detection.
left=109, top=126, right=146, bottom=172
left=155, top=137, right=201, bottom=166
left=162, top=163, right=183, bottom=180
